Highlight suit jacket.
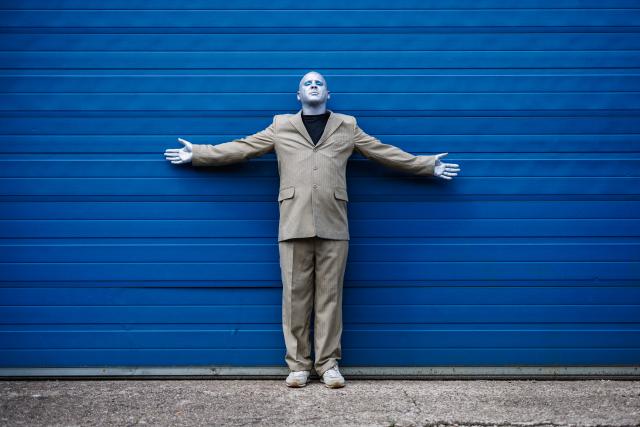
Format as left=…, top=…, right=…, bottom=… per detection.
left=192, top=109, right=438, bottom=242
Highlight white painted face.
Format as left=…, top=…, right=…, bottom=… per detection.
left=296, top=72, right=330, bottom=107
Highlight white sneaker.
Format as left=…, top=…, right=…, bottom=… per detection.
left=320, top=365, right=345, bottom=388
left=285, top=370, right=310, bottom=388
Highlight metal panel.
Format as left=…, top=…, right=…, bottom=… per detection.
left=0, top=1, right=639, bottom=373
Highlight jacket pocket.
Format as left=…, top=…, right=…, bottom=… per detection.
left=334, top=187, right=349, bottom=202
left=278, top=186, right=295, bottom=202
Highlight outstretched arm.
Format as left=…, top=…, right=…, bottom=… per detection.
left=192, top=117, right=276, bottom=167
left=164, top=116, right=276, bottom=167
left=352, top=119, right=459, bottom=180
left=353, top=119, right=436, bottom=175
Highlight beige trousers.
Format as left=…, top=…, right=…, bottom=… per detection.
left=278, top=236, right=349, bottom=377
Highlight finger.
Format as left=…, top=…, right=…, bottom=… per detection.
left=166, top=157, right=180, bottom=162
left=439, top=174, right=451, bottom=180
left=436, top=152, right=449, bottom=159
left=171, top=160, right=183, bottom=164
left=178, top=138, right=190, bottom=146
left=445, top=163, right=459, bottom=168
left=165, top=148, right=180, bottom=153
left=164, top=154, right=180, bottom=159
left=446, top=167, right=461, bottom=172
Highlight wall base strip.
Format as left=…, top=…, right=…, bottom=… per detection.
left=1, top=366, right=638, bottom=380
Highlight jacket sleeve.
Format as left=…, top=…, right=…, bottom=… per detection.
left=191, top=116, right=276, bottom=167
left=352, top=118, right=437, bottom=176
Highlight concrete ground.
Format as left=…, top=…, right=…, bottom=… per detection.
left=1, top=379, right=639, bottom=426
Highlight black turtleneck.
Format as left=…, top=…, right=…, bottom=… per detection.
left=301, top=110, right=331, bottom=145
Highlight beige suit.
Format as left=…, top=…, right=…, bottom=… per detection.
left=192, top=109, right=438, bottom=375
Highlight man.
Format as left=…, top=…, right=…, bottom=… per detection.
left=164, top=71, right=460, bottom=388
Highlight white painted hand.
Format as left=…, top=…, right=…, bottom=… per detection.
left=164, top=138, right=193, bottom=164
left=433, top=153, right=460, bottom=180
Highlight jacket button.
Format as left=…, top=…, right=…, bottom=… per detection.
left=313, top=147, right=317, bottom=152
left=313, top=166, right=318, bottom=170
left=313, top=184, right=318, bottom=189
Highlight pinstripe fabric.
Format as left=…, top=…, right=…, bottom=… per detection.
left=192, top=108, right=438, bottom=241
left=279, top=236, right=349, bottom=377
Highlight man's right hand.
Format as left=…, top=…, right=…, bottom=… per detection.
left=164, top=138, right=193, bottom=164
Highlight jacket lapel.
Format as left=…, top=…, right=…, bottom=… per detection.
left=288, top=109, right=343, bottom=149
left=288, top=110, right=314, bottom=147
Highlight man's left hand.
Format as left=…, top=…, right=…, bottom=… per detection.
left=433, top=153, right=460, bottom=180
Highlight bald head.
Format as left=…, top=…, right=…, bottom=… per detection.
left=297, top=71, right=330, bottom=107
left=298, top=71, right=327, bottom=88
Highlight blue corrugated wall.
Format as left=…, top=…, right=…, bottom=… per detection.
left=1, top=0, right=639, bottom=369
